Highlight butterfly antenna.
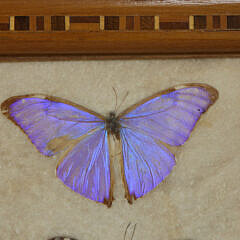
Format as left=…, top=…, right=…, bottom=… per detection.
left=116, top=91, right=129, bottom=115
left=112, top=87, right=118, bottom=113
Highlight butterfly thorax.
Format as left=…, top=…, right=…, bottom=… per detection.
left=105, top=112, right=121, bottom=140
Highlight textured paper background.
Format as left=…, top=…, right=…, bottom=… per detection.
left=0, top=59, right=239, bottom=240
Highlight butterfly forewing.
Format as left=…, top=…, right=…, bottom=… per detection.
left=1, top=95, right=104, bottom=156
left=118, top=84, right=218, bottom=202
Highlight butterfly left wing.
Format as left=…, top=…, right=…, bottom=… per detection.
left=56, top=128, right=113, bottom=206
left=1, top=95, right=113, bottom=206
left=118, top=84, right=218, bottom=202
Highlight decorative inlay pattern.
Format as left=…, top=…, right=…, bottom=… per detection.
left=70, top=16, right=100, bottom=31
left=104, top=16, right=119, bottom=30
left=0, top=16, right=9, bottom=31
left=140, top=16, right=154, bottom=30
left=51, top=16, right=65, bottom=31
left=126, top=16, right=134, bottom=31
left=227, top=15, right=240, bottom=29
left=1, top=15, right=240, bottom=32
left=213, top=16, right=221, bottom=28
left=159, top=16, right=189, bottom=29
left=15, top=16, right=29, bottom=31
left=36, top=16, right=44, bottom=31
left=194, top=16, right=207, bottom=29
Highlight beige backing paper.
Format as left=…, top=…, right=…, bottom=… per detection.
left=0, top=59, right=239, bottom=240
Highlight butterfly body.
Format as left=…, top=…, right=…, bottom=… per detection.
left=1, top=84, right=218, bottom=207
left=105, top=111, right=121, bottom=140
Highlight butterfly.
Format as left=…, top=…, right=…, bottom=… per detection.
left=1, top=83, right=218, bottom=207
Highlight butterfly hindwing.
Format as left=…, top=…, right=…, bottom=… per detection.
left=120, top=127, right=175, bottom=203
left=56, top=128, right=113, bottom=206
left=119, top=84, right=218, bottom=201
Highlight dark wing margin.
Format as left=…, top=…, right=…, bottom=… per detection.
left=118, top=83, right=218, bottom=119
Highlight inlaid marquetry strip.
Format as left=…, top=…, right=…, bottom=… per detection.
left=140, top=16, right=154, bottom=30
left=10, top=16, right=14, bottom=31
left=134, top=16, right=140, bottom=31
left=1, top=14, right=240, bottom=32
left=0, top=16, right=9, bottom=31
left=70, top=16, right=100, bottom=31
left=227, top=16, right=240, bottom=29
left=51, top=16, right=65, bottom=31
left=220, top=15, right=227, bottom=30
left=213, top=16, right=221, bottom=29
left=119, top=16, right=126, bottom=31
left=104, top=16, right=119, bottom=30
left=189, top=16, right=194, bottom=30
left=126, top=16, right=134, bottom=31
left=30, top=16, right=36, bottom=31
left=44, top=16, right=51, bottom=32
left=154, top=16, right=159, bottom=30
left=194, top=16, right=207, bottom=29
left=160, top=16, right=189, bottom=30
left=100, top=16, right=104, bottom=30
left=15, top=16, right=29, bottom=31
left=36, top=16, right=44, bottom=31
left=65, top=16, right=70, bottom=31
left=207, top=16, right=213, bottom=30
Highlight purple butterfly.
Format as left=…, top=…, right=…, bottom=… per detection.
left=1, top=84, right=218, bottom=207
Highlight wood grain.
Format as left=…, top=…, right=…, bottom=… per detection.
left=1, top=1, right=240, bottom=16
left=213, top=16, right=220, bottom=29
left=0, top=16, right=9, bottom=31
left=0, top=0, right=240, bottom=60
left=36, top=16, right=44, bottom=31
left=30, top=16, right=36, bottom=31
left=126, top=16, right=134, bottom=30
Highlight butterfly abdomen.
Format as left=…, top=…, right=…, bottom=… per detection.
left=105, top=111, right=121, bottom=140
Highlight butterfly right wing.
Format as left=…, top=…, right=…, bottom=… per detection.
left=56, top=128, right=113, bottom=207
left=118, top=84, right=218, bottom=202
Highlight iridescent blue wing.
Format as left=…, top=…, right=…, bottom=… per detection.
left=119, top=84, right=218, bottom=202
left=1, top=95, right=104, bottom=156
left=120, top=127, right=175, bottom=203
left=56, top=128, right=113, bottom=206
left=1, top=95, right=113, bottom=206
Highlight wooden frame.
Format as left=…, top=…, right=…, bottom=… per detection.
left=0, top=0, right=240, bottom=60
